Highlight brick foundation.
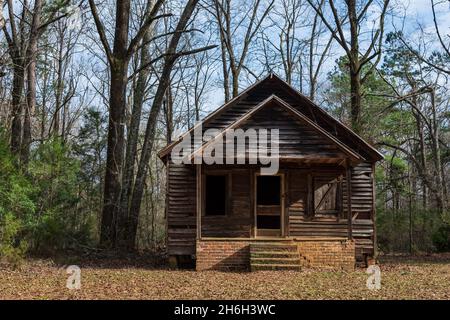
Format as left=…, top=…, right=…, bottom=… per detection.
left=296, top=240, right=355, bottom=270
left=196, top=239, right=355, bottom=271
left=196, top=240, right=250, bottom=271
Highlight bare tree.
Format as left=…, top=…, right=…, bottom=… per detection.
left=307, top=0, right=333, bottom=100
left=89, top=0, right=166, bottom=247
left=211, top=0, right=274, bottom=101
left=307, top=0, right=390, bottom=133
left=126, top=0, right=214, bottom=249
left=3, top=0, right=70, bottom=162
left=398, top=0, right=450, bottom=76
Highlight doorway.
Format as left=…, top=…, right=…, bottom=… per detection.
left=255, top=174, right=284, bottom=237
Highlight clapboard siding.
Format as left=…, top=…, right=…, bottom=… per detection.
left=167, top=162, right=196, bottom=255
left=343, top=162, right=374, bottom=220
left=238, top=103, right=348, bottom=159
left=287, top=163, right=375, bottom=260
left=166, top=162, right=375, bottom=259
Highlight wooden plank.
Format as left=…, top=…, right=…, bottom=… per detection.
left=196, top=164, right=201, bottom=240
left=346, top=160, right=353, bottom=240
left=307, top=173, right=313, bottom=218
left=372, top=162, right=377, bottom=258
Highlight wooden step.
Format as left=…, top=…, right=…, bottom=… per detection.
left=250, top=243, right=298, bottom=253
left=251, top=263, right=301, bottom=271
left=251, top=257, right=301, bottom=265
left=250, top=242, right=301, bottom=271
left=251, top=251, right=299, bottom=258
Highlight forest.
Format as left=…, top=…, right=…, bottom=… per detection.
left=0, top=0, right=449, bottom=265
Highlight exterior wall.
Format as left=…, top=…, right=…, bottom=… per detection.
left=287, top=163, right=375, bottom=262
left=196, top=240, right=250, bottom=271
left=167, top=162, right=196, bottom=256
left=344, top=162, right=375, bottom=260
left=167, top=162, right=374, bottom=263
left=296, top=240, right=355, bottom=271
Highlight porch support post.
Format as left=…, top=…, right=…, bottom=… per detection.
left=196, top=164, right=202, bottom=240
left=346, top=159, right=353, bottom=240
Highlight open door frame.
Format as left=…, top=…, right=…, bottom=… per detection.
left=254, top=172, right=285, bottom=238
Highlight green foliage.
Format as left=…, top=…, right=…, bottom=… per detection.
left=432, top=224, right=450, bottom=252
left=28, top=138, right=96, bottom=253
left=0, top=131, right=98, bottom=263
left=72, top=108, right=107, bottom=241
left=0, top=131, right=34, bottom=265
left=376, top=208, right=448, bottom=253
left=325, top=56, right=394, bottom=141
left=0, top=212, right=28, bottom=267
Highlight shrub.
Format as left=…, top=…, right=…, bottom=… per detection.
left=0, top=132, right=34, bottom=265
left=432, top=224, right=450, bottom=252
left=0, top=133, right=97, bottom=262
left=0, top=212, right=28, bottom=267
left=28, top=138, right=94, bottom=253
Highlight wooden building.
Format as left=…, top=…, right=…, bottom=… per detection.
left=158, top=74, right=383, bottom=271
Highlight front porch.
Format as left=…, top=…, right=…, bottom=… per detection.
left=191, top=162, right=372, bottom=270
left=195, top=238, right=355, bottom=271
left=196, top=162, right=356, bottom=240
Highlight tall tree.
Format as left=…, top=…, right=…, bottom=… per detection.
left=22, top=0, right=44, bottom=164
left=3, top=0, right=70, bottom=162
left=88, top=0, right=166, bottom=247
left=307, top=0, right=390, bottom=133
left=3, top=0, right=28, bottom=156
left=125, top=0, right=210, bottom=249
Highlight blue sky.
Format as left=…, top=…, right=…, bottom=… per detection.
left=203, top=0, right=449, bottom=113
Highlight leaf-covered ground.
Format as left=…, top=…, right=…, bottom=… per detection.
left=0, top=254, right=449, bottom=300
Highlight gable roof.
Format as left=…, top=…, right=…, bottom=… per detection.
left=188, top=95, right=363, bottom=163
left=158, top=73, right=383, bottom=162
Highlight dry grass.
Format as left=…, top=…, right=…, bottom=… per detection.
left=0, top=254, right=449, bottom=300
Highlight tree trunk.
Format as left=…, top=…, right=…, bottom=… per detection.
left=100, top=0, right=131, bottom=247
left=118, top=0, right=156, bottom=249
left=231, top=68, right=239, bottom=98
left=22, top=0, right=43, bottom=164
left=215, top=0, right=230, bottom=103
left=53, top=35, right=65, bottom=136
left=164, top=84, right=174, bottom=144
left=348, top=0, right=362, bottom=133
left=10, top=61, right=25, bottom=155
left=349, top=67, right=362, bottom=132
left=429, top=89, right=446, bottom=215
left=414, top=111, right=428, bottom=208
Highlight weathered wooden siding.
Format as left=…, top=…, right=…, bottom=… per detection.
left=166, top=162, right=375, bottom=260
left=343, top=162, right=374, bottom=219
left=238, top=103, right=348, bottom=159
left=286, top=163, right=375, bottom=260
left=343, top=162, right=375, bottom=259
left=288, top=168, right=344, bottom=237
left=197, top=76, right=377, bottom=161
left=167, top=162, right=196, bottom=255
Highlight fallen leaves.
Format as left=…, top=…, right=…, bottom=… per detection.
left=0, top=255, right=449, bottom=300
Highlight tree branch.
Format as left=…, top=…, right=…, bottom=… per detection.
left=127, top=44, right=217, bottom=81
left=88, top=0, right=113, bottom=65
